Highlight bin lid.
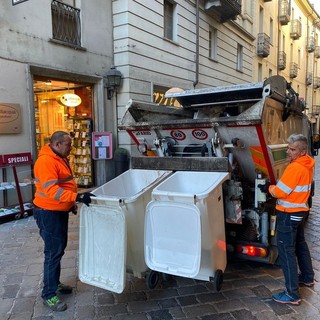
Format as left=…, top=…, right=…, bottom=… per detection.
left=79, top=205, right=126, bottom=293
left=145, top=201, right=201, bottom=278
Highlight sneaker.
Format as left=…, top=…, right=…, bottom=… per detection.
left=298, top=275, right=316, bottom=287
left=43, top=295, right=67, bottom=311
left=272, top=291, right=301, bottom=305
left=57, top=283, right=73, bottom=294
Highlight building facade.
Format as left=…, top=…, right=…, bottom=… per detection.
left=1, top=0, right=320, bottom=192
left=113, top=0, right=320, bottom=151
left=0, top=0, right=115, bottom=187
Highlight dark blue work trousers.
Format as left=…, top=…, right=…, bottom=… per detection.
left=33, top=207, right=69, bottom=299
left=276, top=210, right=314, bottom=300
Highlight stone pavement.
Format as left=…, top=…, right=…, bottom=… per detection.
left=1, top=172, right=320, bottom=320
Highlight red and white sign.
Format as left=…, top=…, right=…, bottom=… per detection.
left=2, top=153, right=32, bottom=165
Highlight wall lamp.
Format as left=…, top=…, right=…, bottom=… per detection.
left=105, top=66, right=122, bottom=100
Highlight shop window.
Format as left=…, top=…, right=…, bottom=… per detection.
left=51, top=0, right=81, bottom=47
left=153, top=84, right=181, bottom=107
left=33, top=78, right=94, bottom=187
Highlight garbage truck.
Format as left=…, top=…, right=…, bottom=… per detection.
left=119, top=75, right=319, bottom=278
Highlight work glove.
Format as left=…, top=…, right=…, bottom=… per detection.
left=70, top=204, right=78, bottom=215
left=257, top=182, right=271, bottom=194
left=76, top=192, right=95, bottom=206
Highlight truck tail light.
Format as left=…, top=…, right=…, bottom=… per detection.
left=236, top=245, right=268, bottom=258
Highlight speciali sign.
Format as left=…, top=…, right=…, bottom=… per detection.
left=2, top=153, right=32, bottom=165
left=0, top=103, right=21, bottom=134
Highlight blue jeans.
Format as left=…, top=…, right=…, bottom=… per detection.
left=33, top=207, right=69, bottom=299
left=276, top=210, right=314, bottom=299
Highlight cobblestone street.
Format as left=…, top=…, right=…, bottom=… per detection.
left=1, top=161, right=320, bottom=320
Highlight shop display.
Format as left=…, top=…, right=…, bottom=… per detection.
left=67, top=118, right=93, bottom=187
left=0, top=153, right=34, bottom=221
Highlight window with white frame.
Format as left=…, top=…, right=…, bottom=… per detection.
left=209, top=27, right=218, bottom=60
left=164, top=0, right=176, bottom=41
left=237, top=44, right=243, bottom=71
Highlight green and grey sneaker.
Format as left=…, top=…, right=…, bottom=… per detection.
left=43, top=295, right=67, bottom=311
left=57, top=283, right=73, bottom=294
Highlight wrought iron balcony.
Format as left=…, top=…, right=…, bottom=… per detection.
left=279, top=0, right=290, bottom=25
left=314, top=77, right=320, bottom=89
left=306, top=73, right=313, bottom=86
left=315, top=46, right=320, bottom=59
left=51, top=0, right=81, bottom=47
left=204, top=0, right=241, bottom=23
left=289, top=62, right=298, bottom=78
left=278, top=51, right=286, bottom=70
left=307, top=36, right=315, bottom=53
left=290, top=20, right=302, bottom=40
left=257, top=33, right=270, bottom=57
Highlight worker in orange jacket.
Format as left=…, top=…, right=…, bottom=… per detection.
left=33, top=131, right=94, bottom=311
left=259, top=133, right=315, bottom=305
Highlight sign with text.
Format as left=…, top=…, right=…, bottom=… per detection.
left=12, top=0, right=29, bottom=5
left=92, top=132, right=113, bottom=159
left=0, top=103, right=22, bottom=133
left=2, top=152, right=32, bottom=166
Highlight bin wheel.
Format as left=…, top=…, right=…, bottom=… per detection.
left=213, top=269, right=223, bottom=292
left=14, top=213, right=21, bottom=220
left=162, top=273, right=173, bottom=281
left=146, top=270, right=160, bottom=289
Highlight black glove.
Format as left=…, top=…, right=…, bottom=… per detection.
left=258, top=182, right=271, bottom=194
left=70, top=205, right=78, bottom=215
left=76, top=192, right=95, bottom=206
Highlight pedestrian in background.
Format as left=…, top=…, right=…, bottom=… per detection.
left=259, top=133, right=315, bottom=305
left=33, top=131, right=94, bottom=311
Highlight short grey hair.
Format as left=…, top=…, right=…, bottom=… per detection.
left=50, top=131, right=70, bottom=144
left=287, top=133, right=308, bottom=151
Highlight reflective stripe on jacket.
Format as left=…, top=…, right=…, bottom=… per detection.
left=269, top=154, right=314, bottom=213
left=33, top=144, right=77, bottom=211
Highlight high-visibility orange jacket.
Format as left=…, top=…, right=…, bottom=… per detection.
left=269, top=154, right=314, bottom=213
left=33, top=144, right=77, bottom=211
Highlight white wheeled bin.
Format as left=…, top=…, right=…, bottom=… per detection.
left=78, top=169, right=172, bottom=294
left=145, top=171, right=229, bottom=291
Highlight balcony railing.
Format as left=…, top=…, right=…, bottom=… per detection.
left=257, top=33, right=270, bottom=57
left=307, top=36, right=315, bottom=53
left=278, top=51, right=286, bottom=70
left=279, top=0, right=290, bottom=25
left=290, top=20, right=302, bottom=40
left=51, top=0, right=81, bottom=47
left=315, top=46, right=320, bottom=59
left=314, top=77, right=320, bottom=89
left=289, top=62, right=298, bottom=78
left=204, top=0, right=241, bottom=23
left=306, top=73, right=313, bottom=86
